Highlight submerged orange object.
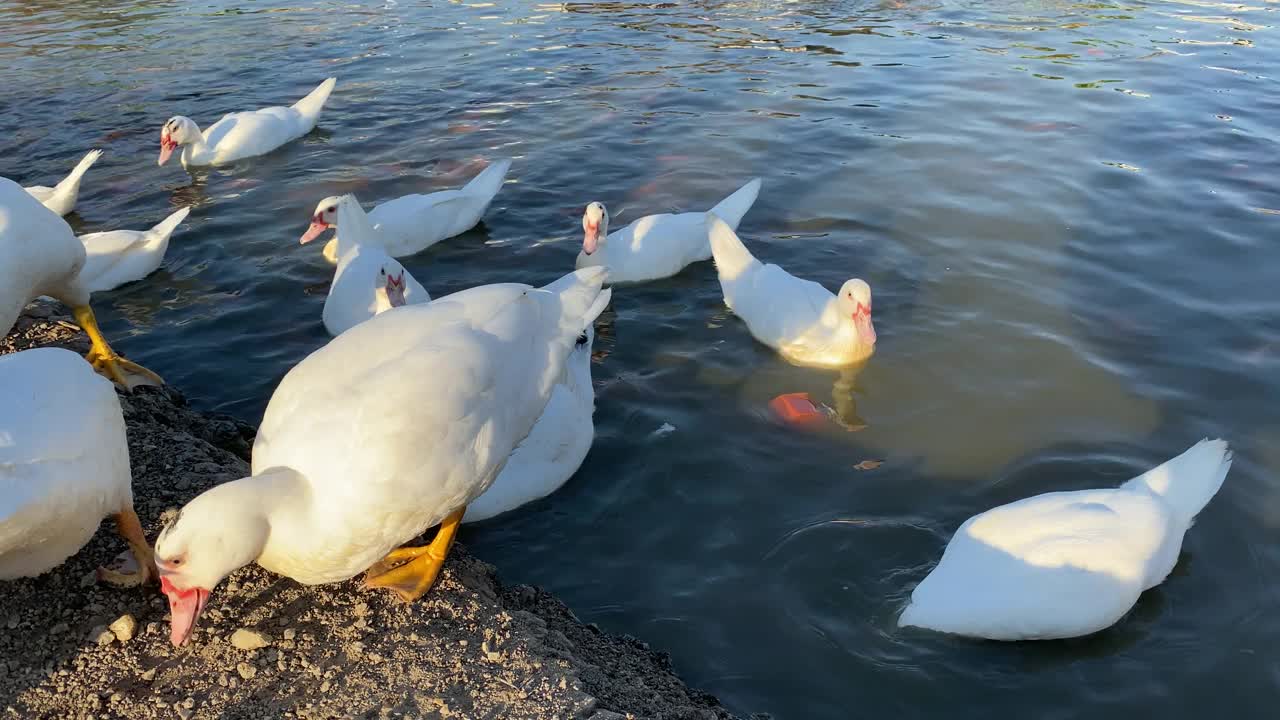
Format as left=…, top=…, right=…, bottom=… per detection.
left=770, top=393, right=824, bottom=425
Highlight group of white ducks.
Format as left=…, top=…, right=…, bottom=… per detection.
left=1, top=78, right=1233, bottom=649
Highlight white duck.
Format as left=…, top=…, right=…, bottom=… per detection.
left=707, top=215, right=876, bottom=368
left=158, top=78, right=337, bottom=168
left=22, top=149, right=103, bottom=217
left=463, top=324, right=596, bottom=523
left=301, top=159, right=513, bottom=265
left=308, top=195, right=431, bottom=336
left=899, top=439, right=1233, bottom=641
left=0, top=347, right=154, bottom=585
left=152, top=268, right=611, bottom=646
left=366, top=274, right=597, bottom=524
left=0, top=177, right=162, bottom=388
left=576, top=177, right=762, bottom=283
left=77, top=207, right=191, bottom=293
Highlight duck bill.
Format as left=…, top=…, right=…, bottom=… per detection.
left=161, top=576, right=210, bottom=647
left=583, top=224, right=600, bottom=255
left=855, top=312, right=876, bottom=346
left=158, top=136, right=178, bottom=167
left=299, top=218, right=328, bottom=245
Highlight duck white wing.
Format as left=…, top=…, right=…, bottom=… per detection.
left=464, top=326, right=596, bottom=523
left=195, top=78, right=335, bottom=166
left=0, top=177, right=86, bottom=335
left=326, top=159, right=512, bottom=264
left=0, top=348, right=130, bottom=579
left=78, top=207, right=189, bottom=292
left=23, top=150, right=103, bottom=217
left=323, top=246, right=429, bottom=336
left=708, top=215, right=834, bottom=350
left=252, top=268, right=610, bottom=583
left=899, top=439, right=1233, bottom=640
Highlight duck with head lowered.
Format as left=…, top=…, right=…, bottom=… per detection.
left=152, top=267, right=611, bottom=647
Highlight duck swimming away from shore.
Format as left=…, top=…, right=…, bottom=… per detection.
left=153, top=267, right=611, bottom=646
left=158, top=78, right=336, bottom=168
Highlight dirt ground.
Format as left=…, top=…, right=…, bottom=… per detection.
left=0, top=304, right=752, bottom=720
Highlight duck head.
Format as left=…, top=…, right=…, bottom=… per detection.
left=300, top=196, right=342, bottom=245
left=582, top=202, right=609, bottom=256
left=374, top=265, right=407, bottom=314
left=836, top=279, right=876, bottom=347
left=154, top=484, right=270, bottom=647
left=158, top=116, right=198, bottom=166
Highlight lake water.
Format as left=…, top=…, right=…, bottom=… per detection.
left=2, top=1, right=1278, bottom=717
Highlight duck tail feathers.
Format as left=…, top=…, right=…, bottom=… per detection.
left=1121, top=438, right=1232, bottom=528
left=707, top=177, right=762, bottom=230
left=292, top=77, right=337, bottom=121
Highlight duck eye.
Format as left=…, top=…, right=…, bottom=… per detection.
left=169, top=556, right=184, bottom=567
left=326, top=206, right=336, bottom=213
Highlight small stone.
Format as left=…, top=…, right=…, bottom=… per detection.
left=182, top=698, right=194, bottom=709
left=140, top=667, right=157, bottom=681
left=353, top=602, right=368, bottom=616
left=176, top=708, right=193, bottom=720
left=458, top=639, right=467, bottom=647
left=5, top=616, right=17, bottom=630
left=230, top=629, right=270, bottom=651
left=320, top=680, right=330, bottom=692
left=236, top=662, right=257, bottom=680
left=50, top=622, right=69, bottom=635
left=282, top=629, right=296, bottom=640
left=109, top=614, right=137, bottom=643
left=89, top=625, right=114, bottom=646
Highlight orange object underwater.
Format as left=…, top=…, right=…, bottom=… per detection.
left=769, top=393, right=825, bottom=425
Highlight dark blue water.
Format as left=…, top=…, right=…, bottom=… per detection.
left=2, top=1, right=1278, bottom=718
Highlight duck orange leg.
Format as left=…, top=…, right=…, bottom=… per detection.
left=363, top=507, right=465, bottom=602
left=73, top=305, right=164, bottom=389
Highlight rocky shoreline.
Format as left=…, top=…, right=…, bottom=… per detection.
left=0, top=305, right=746, bottom=720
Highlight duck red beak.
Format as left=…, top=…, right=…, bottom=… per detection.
left=158, top=135, right=178, bottom=166
left=160, top=575, right=210, bottom=647
left=583, top=221, right=600, bottom=255
left=300, top=214, right=329, bottom=244
left=853, top=304, right=876, bottom=345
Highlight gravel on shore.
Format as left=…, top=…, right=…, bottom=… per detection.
left=0, top=304, right=751, bottom=720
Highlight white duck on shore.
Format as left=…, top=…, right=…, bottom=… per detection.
left=575, top=177, right=762, bottom=283
left=462, top=323, right=596, bottom=523
left=301, top=159, right=513, bottom=265
left=899, top=439, right=1233, bottom=640
left=0, top=347, right=155, bottom=586
left=0, top=177, right=162, bottom=388
left=22, top=149, right=103, bottom=217
left=365, top=272, right=597, bottom=524
left=77, top=207, right=191, bottom=292
left=707, top=214, right=875, bottom=368
left=152, top=267, right=611, bottom=647
left=308, top=195, right=430, bottom=336
left=158, top=78, right=336, bottom=168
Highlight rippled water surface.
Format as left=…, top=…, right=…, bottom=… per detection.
left=3, top=1, right=1279, bottom=717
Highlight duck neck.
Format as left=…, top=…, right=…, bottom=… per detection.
left=182, top=126, right=211, bottom=165
left=233, top=466, right=310, bottom=560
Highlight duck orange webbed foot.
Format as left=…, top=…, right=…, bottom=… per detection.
left=362, top=507, right=464, bottom=603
